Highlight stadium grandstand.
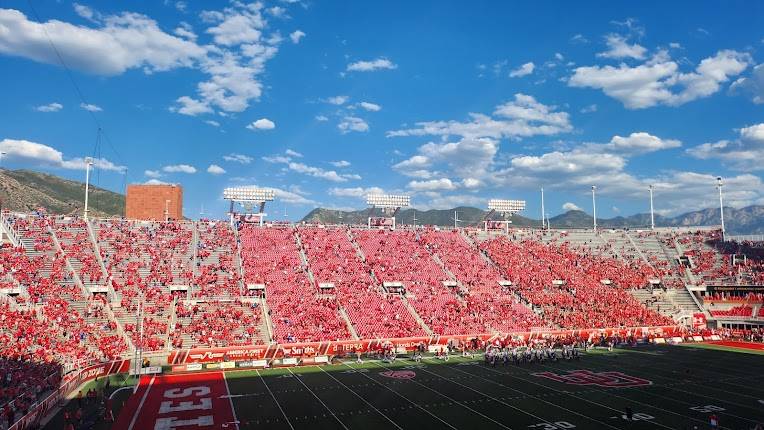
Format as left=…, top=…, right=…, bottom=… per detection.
left=1, top=196, right=764, bottom=428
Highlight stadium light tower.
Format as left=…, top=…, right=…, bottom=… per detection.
left=366, top=194, right=410, bottom=229
left=83, top=157, right=94, bottom=219
left=485, top=198, right=526, bottom=233
left=717, top=177, right=725, bottom=242
left=591, top=185, right=597, bottom=231
left=223, top=186, right=276, bottom=226
left=648, top=185, right=655, bottom=230
left=540, top=187, right=546, bottom=230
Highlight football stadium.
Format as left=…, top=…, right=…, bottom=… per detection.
left=2, top=1, right=764, bottom=429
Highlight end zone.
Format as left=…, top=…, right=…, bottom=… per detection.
left=113, top=372, right=238, bottom=430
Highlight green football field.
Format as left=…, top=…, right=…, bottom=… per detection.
left=46, top=344, right=764, bottom=429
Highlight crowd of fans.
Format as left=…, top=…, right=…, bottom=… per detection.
left=299, top=227, right=424, bottom=338
left=239, top=225, right=350, bottom=342
left=479, top=236, right=674, bottom=329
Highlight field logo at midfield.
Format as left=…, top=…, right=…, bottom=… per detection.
left=533, top=370, right=652, bottom=388
left=380, top=370, right=416, bottom=380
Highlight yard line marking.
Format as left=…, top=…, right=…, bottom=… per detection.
left=425, top=359, right=621, bottom=430
left=317, top=365, right=404, bottom=430
left=127, top=375, right=155, bottom=430
left=222, top=372, right=240, bottom=430
left=256, top=369, right=295, bottom=430
left=630, top=386, right=760, bottom=425
left=339, top=362, right=458, bottom=430
left=371, top=361, right=514, bottom=430
left=526, top=361, right=729, bottom=430
left=287, top=367, right=349, bottom=430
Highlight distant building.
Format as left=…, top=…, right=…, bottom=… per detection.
left=126, top=184, right=182, bottom=221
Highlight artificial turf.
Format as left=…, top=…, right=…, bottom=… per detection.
left=45, top=344, right=764, bottom=429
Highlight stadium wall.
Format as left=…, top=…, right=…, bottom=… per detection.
left=125, top=184, right=183, bottom=221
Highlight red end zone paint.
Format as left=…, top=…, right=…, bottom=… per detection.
left=705, top=340, right=764, bottom=351
left=114, top=372, right=237, bottom=430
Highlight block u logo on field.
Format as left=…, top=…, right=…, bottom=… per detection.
left=532, top=370, right=652, bottom=387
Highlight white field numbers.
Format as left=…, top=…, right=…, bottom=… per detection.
left=690, top=405, right=725, bottom=413
left=613, top=412, right=654, bottom=421
left=528, top=422, right=576, bottom=429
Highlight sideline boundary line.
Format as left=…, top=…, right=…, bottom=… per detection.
left=127, top=376, right=155, bottom=430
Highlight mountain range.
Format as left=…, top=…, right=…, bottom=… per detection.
left=301, top=206, right=764, bottom=235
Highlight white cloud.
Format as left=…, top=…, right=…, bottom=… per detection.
left=338, top=116, right=369, bottom=133
left=315, top=115, right=329, bottom=121
left=0, top=8, right=206, bottom=75
left=205, top=6, right=264, bottom=46
left=223, top=153, right=253, bottom=164
left=357, top=101, right=381, bottom=111
left=325, top=95, right=349, bottom=105
left=580, top=104, right=597, bottom=113
left=461, top=178, right=482, bottom=189
left=569, top=50, right=752, bottom=109
left=289, top=30, right=305, bottom=44
left=263, top=151, right=360, bottom=182
left=174, top=22, right=197, bottom=41
left=80, top=102, right=102, bottom=112
left=730, top=63, right=764, bottom=104
left=144, top=169, right=162, bottom=178
left=509, top=62, right=535, bottom=78
left=562, top=202, right=582, bottom=211
left=597, top=34, right=647, bottom=60
left=408, top=178, right=458, bottom=192
left=0, top=138, right=125, bottom=172
left=267, top=6, right=287, bottom=18
left=330, top=160, right=350, bottom=167
left=247, top=118, right=275, bottom=130
left=288, top=162, right=352, bottom=182
left=170, top=96, right=212, bottom=116
left=205, top=120, right=220, bottom=127
left=162, top=164, right=196, bottom=173
left=0, top=3, right=282, bottom=116
left=599, top=132, right=681, bottom=155
left=346, top=57, right=397, bottom=72
left=73, top=3, right=98, bottom=22
left=207, top=164, right=226, bottom=174
left=388, top=93, right=572, bottom=140
left=570, top=34, right=589, bottom=44
left=687, top=123, right=764, bottom=171
left=328, top=186, right=384, bottom=198
left=143, top=179, right=169, bottom=185
left=35, top=102, right=62, bottom=112
left=285, top=149, right=302, bottom=158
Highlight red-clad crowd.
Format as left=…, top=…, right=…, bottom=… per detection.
left=479, top=236, right=674, bottom=329
left=193, top=221, right=242, bottom=297
left=420, top=230, right=544, bottom=333
left=299, top=227, right=424, bottom=338
left=239, top=225, right=350, bottom=342
left=172, top=300, right=264, bottom=348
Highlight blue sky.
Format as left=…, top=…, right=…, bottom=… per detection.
left=1, top=1, right=763, bottom=221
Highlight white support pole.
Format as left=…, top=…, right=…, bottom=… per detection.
left=165, top=199, right=170, bottom=222
left=540, top=187, right=545, bottom=230
left=591, top=185, right=597, bottom=231
left=84, top=157, right=93, bottom=219
left=717, top=177, right=725, bottom=242
left=649, top=185, right=655, bottom=230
